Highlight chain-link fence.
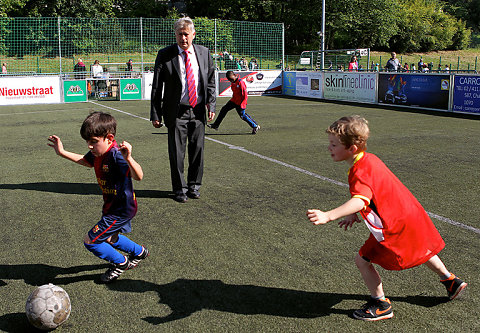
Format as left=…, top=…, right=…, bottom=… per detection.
left=0, top=17, right=284, bottom=76
left=286, top=52, right=479, bottom=73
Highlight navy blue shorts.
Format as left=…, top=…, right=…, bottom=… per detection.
left=88, top=215, right=132, bottom=243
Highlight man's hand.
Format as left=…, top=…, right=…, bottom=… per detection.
left=152, top=120, right=163, bottom=128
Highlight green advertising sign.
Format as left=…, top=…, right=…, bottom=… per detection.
left=63, top=80, right=87, bottom=103
left=120, top=79, right=142, bottom=100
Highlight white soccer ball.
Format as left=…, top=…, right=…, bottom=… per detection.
left=25, top=283, right=71, bottom=330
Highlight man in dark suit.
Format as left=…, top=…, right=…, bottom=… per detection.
left=150, top=17, right=216, bottom=203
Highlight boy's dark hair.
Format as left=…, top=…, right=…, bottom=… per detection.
left=226, top=70, right=235, bottom=78
left=80, top=111, right=116, bottom=140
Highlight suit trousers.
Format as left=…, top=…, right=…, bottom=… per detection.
left=167, top=105, right=205, bottom=195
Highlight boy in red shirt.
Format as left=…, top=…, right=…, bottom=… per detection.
left=208, top=71, right=260, bottom=134
left=307, top=115, right=467, bottom=321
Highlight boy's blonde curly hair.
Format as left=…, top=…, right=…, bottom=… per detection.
left=326, top=115, right=369, bottom=152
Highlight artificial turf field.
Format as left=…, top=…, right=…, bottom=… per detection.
left=0, top=96, right=479, bottom=332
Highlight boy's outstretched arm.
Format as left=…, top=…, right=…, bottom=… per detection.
left=307, top=197, right=364, bottom=225
left=119, top=141, right=143, bottom=181
left=47, top=135, right=91, bottom=167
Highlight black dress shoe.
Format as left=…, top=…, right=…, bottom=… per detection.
left=173, top=193, right=188, bottom=203
left=186, top=190, right=200, bottom=199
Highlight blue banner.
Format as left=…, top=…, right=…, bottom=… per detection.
left=452, top=75, right=480, bottom=114
left=283, top=72, right=296, bottom=96
left=378, top=73, right=450, bottom=110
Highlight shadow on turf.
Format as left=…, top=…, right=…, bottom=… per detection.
left=107, top=278, right=448, bottom=323
left=205, top=132, right=251, bottom=136
left=0, top=263, right=109, bottom=287
left=0, top=313, right=36, bottom=333
left=0, top=182, right=171, bottom=199
left=150, top=132, right=252, bottom=136
left=0, top=312, right=76, bottom=333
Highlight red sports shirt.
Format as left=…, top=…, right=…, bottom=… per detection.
left=230, top=78, right=248, bottom=109
left=349, top=152, right=445, bottom=270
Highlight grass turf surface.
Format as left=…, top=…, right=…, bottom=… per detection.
left=0, top=97, right=479, bottom=332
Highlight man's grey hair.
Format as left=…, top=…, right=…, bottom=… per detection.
left=174, top=17, right=195, bottom=33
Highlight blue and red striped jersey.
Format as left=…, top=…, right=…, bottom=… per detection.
left=83, top=141, right=137, bottom=218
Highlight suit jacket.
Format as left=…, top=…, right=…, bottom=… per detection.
left=150, top=44, right=216, bottom=128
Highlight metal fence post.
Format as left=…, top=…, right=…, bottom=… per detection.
left=140, top=17, right=144, bottom=72
left=214, top=19, right=217, bottom=70
left=58, top=17, right=62, bottom=74
left=282, top=23, right=285, bottom=70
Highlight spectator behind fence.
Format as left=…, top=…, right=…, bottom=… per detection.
left=2, top=63, right=6, bottom=74
left=126, top=59, right=134, bottom=77
left=91, top=60, right=103, bottom=78
left=249, top=58, right=258, bottom=70
left=385, top=52, right=401, bottom=72
left=404, top=63, right=409, bottom=72
left=411, top=63, right=416, bottom=72
left=348, top=56, right=359, bottom=71
left=445, top=64, right=450, bottom=73
left=74, top=58, right=86, bottom=79
left=418, top=57, right=424, bottom=71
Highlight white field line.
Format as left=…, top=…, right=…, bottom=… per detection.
left=91, top=101, right=480, bottom=235
left=0, top=107, right=91, bottom=116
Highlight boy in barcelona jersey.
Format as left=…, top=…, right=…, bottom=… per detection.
left=48, top=111, right=149, bottom=283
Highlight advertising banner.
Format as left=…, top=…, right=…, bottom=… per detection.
left=323, top=72, right=376, bottom=103
left=63, top=80, right=87, bottom=103
left=218, top=70, right=282, bottom=97
left=120, top=78, right=142, bottom=100
left=283, top=72, right=296, bottom=96
left=452, top=75, right=480, bottom=114
left=143, top=72, right=154, bottom=100
left=378, top=73, right=450, bottom=110
left=294, top=72, right=323, bottom=98
left=0, top=76, right=61, bottom=105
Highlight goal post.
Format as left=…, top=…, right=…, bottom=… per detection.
left=298, top=48, right=371, bottom=71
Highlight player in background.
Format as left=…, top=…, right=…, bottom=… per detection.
left=306, top=115, right=467, bottom=321
left=207, top=70, right=260, bottom=134
left=48, top=111, right=149, bottom=283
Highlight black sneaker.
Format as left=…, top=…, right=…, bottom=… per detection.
left=100, top=257, right=134, bottom=283
left=441, top=273, right=467, bottom=300
left=129, top=246, right=150, bottom=268
left=252, top=125, right=260, bottom=135
left=207, top=124, right=218, bottom=130
left=353, top=297, right=394, bottom=321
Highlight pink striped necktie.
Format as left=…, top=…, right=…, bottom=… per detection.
left=183, top=50, right=197, bottom=108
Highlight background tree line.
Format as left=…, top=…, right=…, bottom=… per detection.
left=1, top=0, right=478, bottom=53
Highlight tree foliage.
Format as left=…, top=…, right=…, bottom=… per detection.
left=2, top=0, right=116, bottom=18
left=0, top=0, right=473, bottom=52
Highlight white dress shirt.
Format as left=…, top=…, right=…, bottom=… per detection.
left=177, top=45, right=202, bottom=105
